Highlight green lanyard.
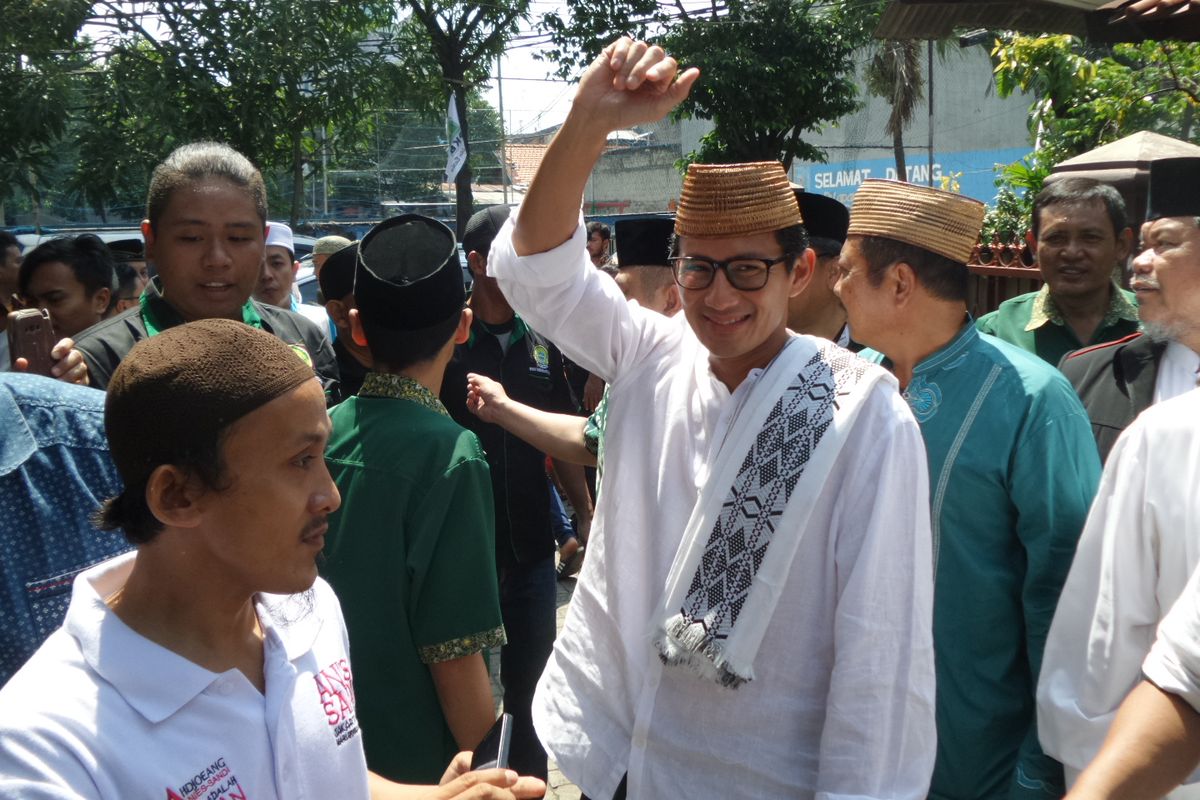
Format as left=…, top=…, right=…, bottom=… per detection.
left=139, top=290, right=264, bottom=337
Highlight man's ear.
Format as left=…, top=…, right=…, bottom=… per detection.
left=454, top=307, right=473, bottom=344
left=467, top=250, right=487, bottom=278
left=92, top=287, right=112, bottom=315
left=348, top=308, right=369, bottom=348
left=144, top=464, right=205, bottom=529
left=141, top=220, right=156, bottom=261
left=660, top=283, right=681, bottom=316
left=892, top=261, right=918, bottom=306
left=326, top=299, right=350, bottom=330
left=291, top=260, right=301, bottom=278
left=787, top=248, right=817, bottom=299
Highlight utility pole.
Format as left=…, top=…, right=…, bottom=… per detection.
left=927, top=39, right=934, bottom=188
left=498, top=54, right=509, bottom=206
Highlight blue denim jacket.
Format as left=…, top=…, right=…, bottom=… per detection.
left=0, top=374, right=130, bottom=684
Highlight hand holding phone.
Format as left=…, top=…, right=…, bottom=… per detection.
left=8, top=309, right=57, bottom=376
left=470, top=713, right=512, bottom=771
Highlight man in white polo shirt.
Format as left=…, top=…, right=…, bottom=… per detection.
left=0, top=319, right=543, bottom=800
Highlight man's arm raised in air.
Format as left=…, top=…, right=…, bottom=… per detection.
left=511, top=39, right=698, bottom=258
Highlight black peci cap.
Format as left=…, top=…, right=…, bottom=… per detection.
left=1147, top=158, right=1200, bottom=221
left=354, top=214, right=463, bottom=331
left=793, top=190, right=850, bottom=252
left=461, top=205, right=512, bottom=258
left=615, top=216, right=675, bottom=269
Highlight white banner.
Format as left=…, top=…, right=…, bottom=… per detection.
left=444, top=94, right=467, bottom=185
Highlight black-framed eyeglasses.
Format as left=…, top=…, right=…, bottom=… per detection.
left=670, top=255, right=792, bottom=291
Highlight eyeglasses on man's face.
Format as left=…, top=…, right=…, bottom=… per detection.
left=670, top=254, right=792, bottom=291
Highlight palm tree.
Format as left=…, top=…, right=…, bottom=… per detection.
left=865, top=40, right=924, bottom=182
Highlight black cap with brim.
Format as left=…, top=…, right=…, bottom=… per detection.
left=318, top=242, right=358, bottom=302
left=1147, top=158, right=1200, bottom=221
left=107, top=238, right=145, bottom=261
left=462, top=205, right=512, bottom=258
left=355, top=214, right=463, bottom=331
left=615, top=216, right=674, bottom=269
left=793, top=190, right=849, bottom=248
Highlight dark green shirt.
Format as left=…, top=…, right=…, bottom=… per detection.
left=321, top=373, right=505, bottom=783
left=976, top=283, right=1139, bottom=367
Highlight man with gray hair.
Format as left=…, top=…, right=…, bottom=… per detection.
left=1057, top=158, right=1200, bottom=460
left=1038, top=156, right=1200, bottom=797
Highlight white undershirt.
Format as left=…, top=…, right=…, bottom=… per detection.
left=1154, top=340, right=1200, bottom=404
left=1039, top=388, right=1200, bottom=795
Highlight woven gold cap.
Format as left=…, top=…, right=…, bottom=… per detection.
left=847, top=180, right=985, bottom=264
left=675, top=162, right=802, bottom=238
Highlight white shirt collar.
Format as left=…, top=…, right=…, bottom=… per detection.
left=66, top=552, right=325, bottom=723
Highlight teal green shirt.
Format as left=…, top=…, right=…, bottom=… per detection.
left=866, top=324, right=1101, bottom=800
left=976, top=283, right=1139, bottom=367
left=321, top=373, right=505, bottom=783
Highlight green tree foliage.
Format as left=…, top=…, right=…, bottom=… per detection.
left=994, top=34, right=1200, bottom=171
left=74, top=0, right=401, bottom=224
left=538, top=0, right=880, bottom=169
left=0, top=0, right=91, bottom=217
left=989, top=34, right=1200, bottom=237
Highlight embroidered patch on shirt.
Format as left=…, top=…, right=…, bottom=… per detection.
left=903, top=375, right=943, bottom=423
left=314, top=658, right=361, bottom=747
left=166, top=756, right=245, bottom=800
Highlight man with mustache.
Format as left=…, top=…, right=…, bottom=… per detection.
left=1039, top=156, right=1200, bottom=798
left=1056, top=160, right=1200, bottom=462
left=0, top=319, right=544, bottom=800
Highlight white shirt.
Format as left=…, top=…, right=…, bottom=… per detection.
left=1039, top=387, right=1200, bottom=782
left=1145, top=555, right=1200, bottom=714
left=489, top=214, right=937, bottom=800
left=1154, top=340, right=1200, bottom=404
left=0, top=552, right=370, bottom=800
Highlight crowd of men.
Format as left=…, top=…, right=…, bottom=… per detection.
left=1, top=36, right=1200, bottom=800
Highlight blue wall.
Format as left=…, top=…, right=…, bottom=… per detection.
left=791, top=147, right=1031, bottom=208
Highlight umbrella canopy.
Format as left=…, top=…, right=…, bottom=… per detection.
left=1045, top=131, right=1200, bottom=227
left=875, top=0, right=1200, bottom=42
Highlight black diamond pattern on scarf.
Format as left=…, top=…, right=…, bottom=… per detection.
left=676, top=346, right=871, bottom=649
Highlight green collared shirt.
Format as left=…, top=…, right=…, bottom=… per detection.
left=976, top=281, right=1140, bottom=367
left=359, top=372, right=449, bottom=416
left=321, top=375, right=504, bottom=782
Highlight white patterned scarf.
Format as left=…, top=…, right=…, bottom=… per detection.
left=654, top=337, right=884, bottom=687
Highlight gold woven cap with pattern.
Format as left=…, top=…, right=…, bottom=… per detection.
left=675, top=162, right=803, bottom=238
left=847, top=180, right=985, bottom=264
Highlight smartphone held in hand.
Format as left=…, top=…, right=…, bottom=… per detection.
left=470, top=713, right=512, bottom=771
left=8, top=309, right=56, bottom=376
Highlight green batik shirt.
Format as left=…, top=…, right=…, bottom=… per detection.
left=976, top=281, right=1140, bottom=367
left=864, top=323, right=1100, bottom=800
left=583, top=386, right=609, bottom=480
left=321, top=373, right=505, bottom=784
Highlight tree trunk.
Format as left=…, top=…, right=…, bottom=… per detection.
left=893, top=127, right=907, bottom=182
left=453, top=86, right=473, bottom=238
